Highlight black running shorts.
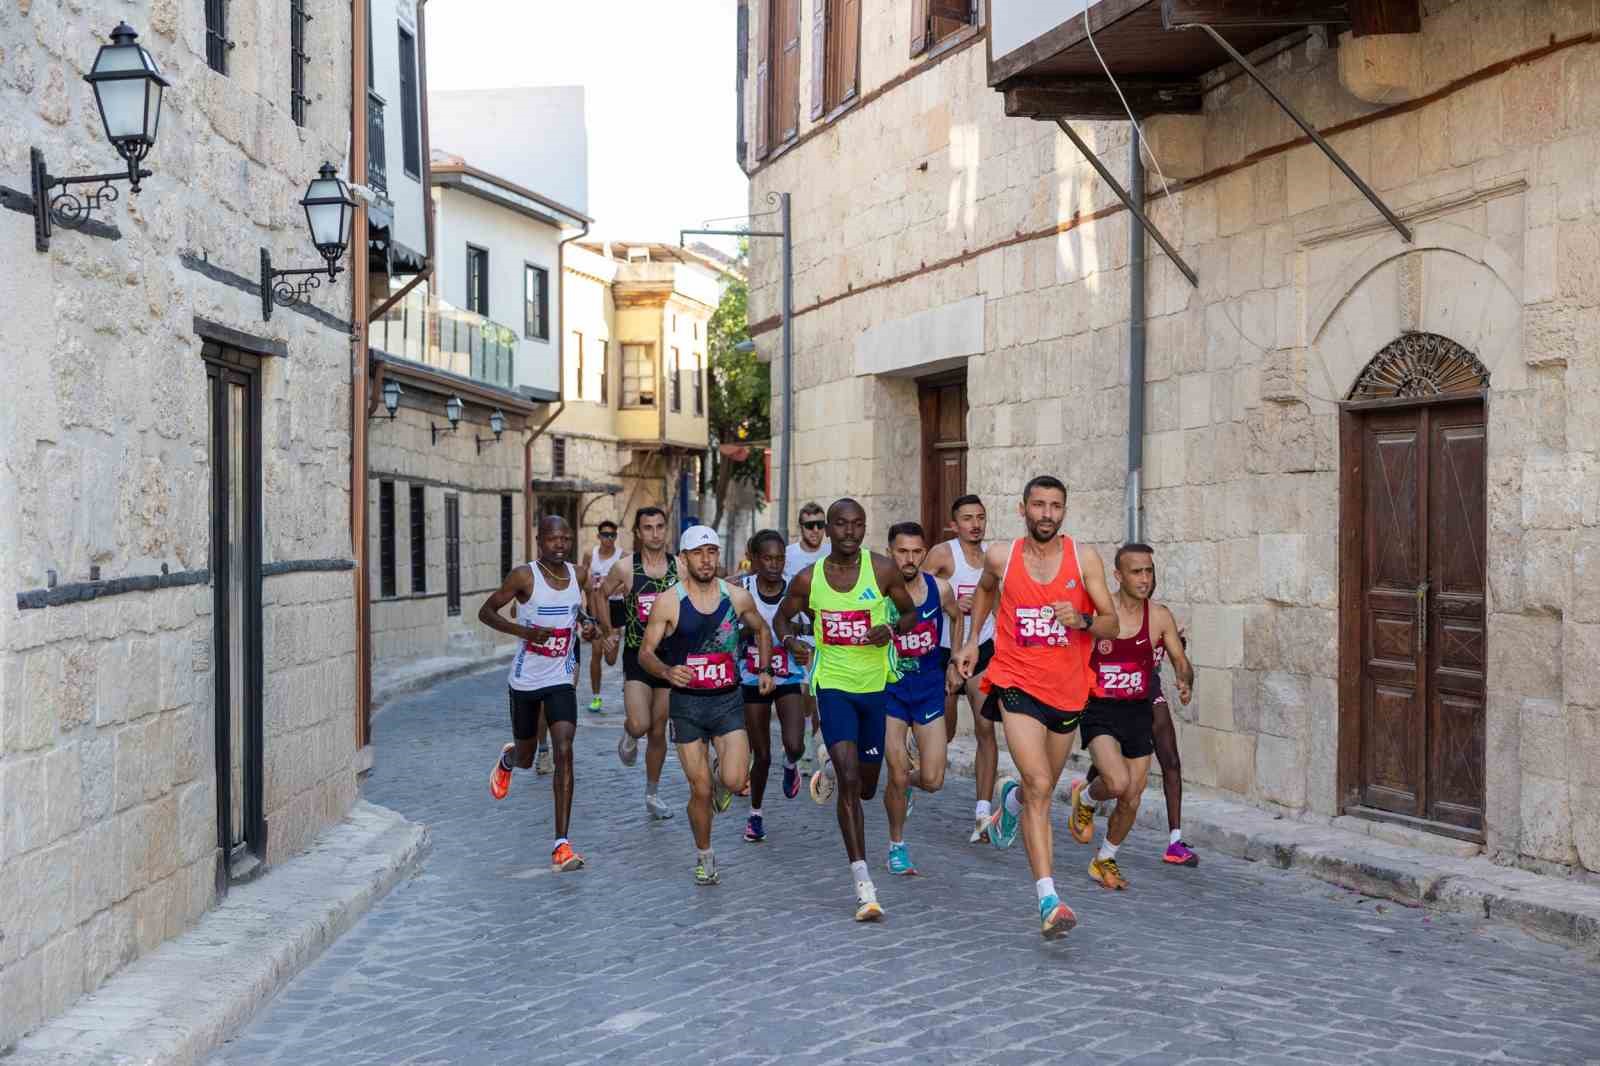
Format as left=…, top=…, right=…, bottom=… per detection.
left=509, top=684, right=577, bottom=739
left=742, top=683, right=804, bottom=706
left=608, top=599, right=628, bottom=629
left=1078, top=696, right=1156, bottom=759
left=981, top=686, right=1081, bottom=736
left=669, top=688, right=747, bottom=743
left=623, top=647, right=671, bottom=690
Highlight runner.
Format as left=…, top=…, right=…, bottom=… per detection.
left=481, top=515, right=599, bottom=872
left=953, top=475, right=1116, bottom=939
left=881, top=521, right=960, bottom=876
left=1067, top=544, right=1194, bottom=888
left=773, top=498, right=919, bottom=921
left=595, top=506, right=677, bottom=820
left=584, top=519, right=624, bottom=714
left=784, top=501, right=830, bottom=766
left=738, top=529, right=811, bottom=843
left=923, top=495, right=999, bottom=841
left=638, top=525, right=773, bottom=885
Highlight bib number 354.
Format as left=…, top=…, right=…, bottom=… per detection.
left=1014, top=608, right=1069, bottom=648
left=820, top=610, right=873, bottom=646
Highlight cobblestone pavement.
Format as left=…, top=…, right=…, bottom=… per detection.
left=210, top=665, right=1600, bottom=1066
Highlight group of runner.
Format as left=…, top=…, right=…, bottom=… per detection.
left=478, top=477, right=1196, bottom=939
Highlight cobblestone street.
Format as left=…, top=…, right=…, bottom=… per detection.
left=210, top=666, right=1600, bottom=1066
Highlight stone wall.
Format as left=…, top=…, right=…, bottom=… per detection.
left=743, top=0, right=1600, bottom=874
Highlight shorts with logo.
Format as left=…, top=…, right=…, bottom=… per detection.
left=1078, top=696, right=1156, bottom=759
left=981, top=685, right=1082, bottom=736
left=668, top=687, right=747, bottom=743
left=742, top=683, right=804, bottom=705
left=1151, top=672, right=1168, bottom=710
left=608, top=600, right=628, bottom=629
left=886, top=649, right=948, bottom=727
left=623, top=647, right=672, bottom=690
left=817, top=688, right=888, bottom=764
left=508, top=685, right=577, bottom=739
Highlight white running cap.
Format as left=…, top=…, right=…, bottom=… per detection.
left=679, top=525, right=720, bottom=552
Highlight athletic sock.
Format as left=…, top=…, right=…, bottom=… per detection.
left=750, top=808, right=763, bottom=818
left=1170, top=828, right=1183, bottom=846
left=697, top=847, right=713, bottom=862
left=889, top=838, right=904, bottom=848
left=646, top=781, right=658, bottom=799
left=499, top=750, right=515, bottom=772
left=1097, top=840, right=1120, bottom=862
left=554, top=837, right=569, bottom=850
left=850, top=860, right=870, bottom=885
left=975, top=800, right=992, bottom=820
left=1035, top=877, right=1056, bottom=903
left=1004, top=787, right=1023, bottom=817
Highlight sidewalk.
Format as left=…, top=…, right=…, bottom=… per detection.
left=946, top=736, right=1600, bottom=954
left=372, top=651, right=508, bottom=715
left=5, top=802, right=428, bottom=1066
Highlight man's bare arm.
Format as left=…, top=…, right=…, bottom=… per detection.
left=962, top=542, right=1008, bottom=654
left=636, top=594, right=682, bottom=684
left=771, top=568, right=813, bottom=666
left=938, top=577, right=962, bottom=643
left=922, top=540, right=954, bottom=578
left=477, top=567, right=546, bottom=642
left=1155, top=604, right=1194, bottom=702
left=1078, top=545, right=1120, bottom=640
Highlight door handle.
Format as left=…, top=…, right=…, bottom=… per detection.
left=1416, top=580, right=1429, bottom=652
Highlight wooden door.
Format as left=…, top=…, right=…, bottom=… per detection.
left=1351, top=399, right=1485, bottom=834
left=918, top=373, right=967, bottom=542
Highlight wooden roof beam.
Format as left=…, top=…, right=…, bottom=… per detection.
left=1160, top=0, right=1350, bottom=28
left=1004, top=78, right=1203, bottom=121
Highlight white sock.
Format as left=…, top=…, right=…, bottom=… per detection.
left=1098, top=840, right=1120, bottom=862
left=697, top=847, right=713, bottom=861
left=850, top=860, right=870, bottom=885
left=975, top=800, right=992, bottom=820
left=889, top=838, right=903, bottom=847
left=1004, top=787, right=1023, bottom=817
left=750, top=808, right=762, bottom=817
left=1035, top=877, right=1056, bottom=902
left=1170, top=828, right=1183, bottom=846
left=646, top=781, right=658, bottom=798
left=784, top=754, right=797, bottom=769
left=554, top=837, right=568, bottom=849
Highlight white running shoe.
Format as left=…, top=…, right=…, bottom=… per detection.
left=854, top=880, right=884, bottom=922
left=535, top=747, right=554, bottom=775
left=618, top=733, right=639, bottom=767
left=645, top=793, right=674, bottom=820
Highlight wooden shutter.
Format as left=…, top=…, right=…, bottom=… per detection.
left=810, top=0, right=828, bottom=120
left=754, top=0, right=770, bottom=158
left=780, top=0, right=802, bottom=143
left=910, top=0, right=930, bottom=57
left=836, top=0, right=859, bottom=107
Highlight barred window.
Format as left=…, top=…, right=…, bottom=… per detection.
left=205, top=0, right=232, bottom=74
left=409, top=485, right=426, bottom=593
left=290, top=0, right=311, bottom=126
left=500, top=494, right=514, bottom=578
left=378, top=480, right=396, bottom=597
left=552, top=436, right=568, bottom=479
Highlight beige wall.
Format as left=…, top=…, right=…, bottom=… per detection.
left=743, top=0, right=1600, bottom=874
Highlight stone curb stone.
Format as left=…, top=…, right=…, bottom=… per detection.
left=372, top=653, right=507, bottom=716
left=946, top=738, right=1600, bottom=955
left=4, top=801, right=430, bottom=1066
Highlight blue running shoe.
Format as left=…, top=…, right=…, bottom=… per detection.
left=744, top=814, right=766, bottom=842
left=1040, top=894, right=1077, bottom=940
left=886, top=842, right=917, bottom=876
left=782, top=761, right=801, bottom=800
left=989, top=777, right=1020, bottom=848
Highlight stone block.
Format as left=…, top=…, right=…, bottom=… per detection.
left=145, top=710, right=176, bottom=801
left=1257, top=671, right=1310, bottom=739
left=9, top=647, right=60, bottom=752
left=0, top=948, right=44, bottom=1048
left=74, top=814, right=121, bottom=927
left=113, top=719, right=148, bottom=813
left=177, top=779, right=215, bottom=866
left=59, top=641, right=95, bottom=732
left=1211, top=727, right=1256, bottom=795
left=1488, top=613, right=1562, bottom=699
left=1259, top=533, right=1308, bottom=605
left=18, top=842, right=74, bottom=955
left=148, top=790, right=179, bottom=882
left=1563, top=621, right=1600, bottom=708
left=42, top=742, right=81, bottom=844
left=1337, top=29, right=1422, bottom=105
left=1518, top=698, right=1568, bottom=780
left=1484, top=692, right=1522, bottom=854
left=1256, top=733, right=1305, bottom=808
left=40, top=924, right=83, bottom=1021
left=1195, top=667, right=1233, bottom=731
left=158, top=630, right=194, bottom=711
left=1519, top=772, right=1577, bottom=865
left=3, top=754, right=45, bottom=860
left=1521, top=530, right=1573, bottom=615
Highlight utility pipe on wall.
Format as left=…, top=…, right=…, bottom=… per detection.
left=351, top=0, right=372, bottom=748
left=1126, top=127, right=1147, bottom=545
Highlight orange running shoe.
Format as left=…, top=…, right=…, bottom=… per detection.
left=551, top=841, right=585, bottom=872
left=1068, top=779, right=1096, bottom=845
left=489, top=743, right=514, bottom=800
left=1088, top=856, right=1128, bottom=890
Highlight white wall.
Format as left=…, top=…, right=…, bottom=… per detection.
left=990, top=0, right=1089, bottom=62
left=430, top=87, right=589, bottom=214
left=371, top=0, right=428, bottom=256
left=433, top=186, right=562, bottom=397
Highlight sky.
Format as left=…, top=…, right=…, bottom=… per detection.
left=425, top=0, right=751, bottom=255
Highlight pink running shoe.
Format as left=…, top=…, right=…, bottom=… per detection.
left=1163, top=840, right=1200, bottom=867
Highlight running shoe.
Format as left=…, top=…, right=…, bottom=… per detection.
left=854, top=880, right=884, bottom=922
left=617, top=732, right=639, bottom=767
left=1089, top=856, right=1128, bottom=890
left=969, top=812, right=998, bottom=844
left=744, top=814, right=766, bottom=842
left=809, top=767, right=835, bottom=804
left=989, top=778, right=1020, bottom=849
left=713, top=780, right=735, bottom=815
left=1068, top=779, right=1096, bottom=845
left=782, top=761, right=801, bottom=800
left=1164, top=840, right=1200, bottom=867
left=489, top=743, right=515, bottom=800
left=645, top=793, right=674, bottom=821
left=535, top=746, right=553, bottom=776
left=886, top=842, right=917, bottom=876
left=695, top=854, right=719, bottom=886
left=551, top=841, right=584, bottom=872
left=588, top=695, right=604, bottom=714
left=1040, top=894, right=1077, bottom=940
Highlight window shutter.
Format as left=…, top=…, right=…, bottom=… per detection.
left=754, top=0, right=770, bottom=159
left=910, top=0, right=930, bottom=57
left=781, top=0, right=802, bottom=143
left=931, top=0, right=970, bottom=20
left=289, top=0, right=311, bottom=126
left=736, top=2, right=749, bottom=164
left=838, top=0, right=859, bottom=106
left=810, top=0, right=828, bottom=120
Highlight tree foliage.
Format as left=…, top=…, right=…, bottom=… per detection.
left=705, top=255, right=769, bottom=527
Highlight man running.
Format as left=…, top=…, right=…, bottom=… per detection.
left=638, top=525, right=772, bottom=885
left=1067, top=544, right=1194, bottom=887
left=923, top=495, right=1000, bottom=842
left=595, top=506, right=677, bottom=820
left=784, top=501, right=830, bottom=766
left=954, top=476, right=1116, bottom=939
left=481, top=515, right=599, bottom=872
left=774, top=498, right=919, bottom=921
left=584, top=519, right=625, bottom=713
left=882, top=521, right=960, bottom=876
left=738, top=529, right=811, bottom=843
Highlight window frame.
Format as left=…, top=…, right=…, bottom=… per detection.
left=289, top=0, right=311, bottom=126
left=813, top=0, right=862, bottom=122
left=572, top=330, right=585, bottom=401
left=205, top=0, right=232, bottom=74
left=670, top=346, right=682, bottom=413
left=466, top=244, right=489, bottom=316
left=552, top=436, right=568, bottom=479
left=760, top=0, right=802, bottom=158
left=378, top=479, right=396, bottom=598
left=500, top=494, right=514, bottom=578
left=693, top=352, right=704, bottom=416
left=621, top=343, right=657, bottom=408
left=911, top=0, right=984, bottom=62
left=444, top=495, right=461, bottom=617
left=409, top=484, right=426, bottom=594
left=397, top=26, right=422, bottom=178
left=598, top=339, right=609, bottom=406
left=524, top=263, right=549, bottom=340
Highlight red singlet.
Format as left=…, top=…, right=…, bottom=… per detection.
left=981, top=536, right=1095, bottom=711
left=1089, top=600, right=1156, bottom=701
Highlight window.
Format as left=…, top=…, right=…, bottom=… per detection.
left=444, top=496, right=461, bottom=616
left=756, top=0, right=801, bottom=158
left=467, top=245, right=488, bottom=315
left=598, top=340, right=609, bottom=405
left=409, top=485, right=426, bottom=594
left=397, top=28, right=421, bottom=177
left=289, top=0, right=311, bottom=125
left=524, top=264, right=549, bottom=339
left=812, top=0, right=861, bottom=119
left=572, top=331, right=585, bottom=400
left=552, top=436, right=567, bottom=479
left=670, top=347, right=682, bottom=413
left=378, top=480, right=396, bottom=597
left=205, top=0, right=231, bottom=74
left=911, top=0, right=978, bottom=58
left=693, top=353, right=704, bottom=415
left=500, top=494, right=514, bottom=577
left=622, top=344, right=656, bottom=407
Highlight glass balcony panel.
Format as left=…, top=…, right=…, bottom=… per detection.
left=372, top=286, right=520, bottom=391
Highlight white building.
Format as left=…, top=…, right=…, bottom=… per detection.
left=428, top=86, right=589, bottom=217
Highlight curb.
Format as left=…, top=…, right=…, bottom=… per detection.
left=6, top=801, right=431, bottom=1066
left=945, top=741, right=1600, bottom=954
left=372, top=653, right=507, bottom=716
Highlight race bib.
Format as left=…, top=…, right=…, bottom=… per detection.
left=743, top=645, right=790, bottom=676
left=1014, top=607, right=1069, bottom=648
left=820, top=609, right=873, bottom=645
left=524, top=627, right=573, bottom=658
left=956, top=583, right=976, bottom=614
left=635, top=591, right=660, bottom=624
left=1096, top=661, right=1148, bottom=698
left=894, top=619, right=938, bottom=658
left=684, top=652, right=737, bottom=690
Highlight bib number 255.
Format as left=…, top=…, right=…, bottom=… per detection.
left=820, top=610, right=872, bottom=646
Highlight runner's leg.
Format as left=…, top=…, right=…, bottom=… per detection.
left=831, top=740, right=868, bottom=861
left=646, top=688, right=671, bottom=789
left=1084, top=735, right=1128, bottom=805
left=776, top=692, right=807, bottom=764
left=549, top=719, right=576, bottom=840
left=1107, top=754, right=1152, bottom=846
left=1001, top=711, right=1074, bottom=882
left=622, top=680, right=652, bottom=742
left=1151, top=700, right=1182, bottom=831
left=883, top=717, right=912, bottom=842
left=943, top=690, right=959, bottom=744
left=744, top=700, right=773, bottom=811
left=967, top=675, right=998, bottom=823
left=712, top=729, right=751, bottom=794
left=678, top=740, right=714, bottom=850
left=588, top=641, right=602, bottom=703
left=912, top=718, right=948, bottom=792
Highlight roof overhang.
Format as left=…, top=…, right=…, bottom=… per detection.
left=432, top=164, right=592, bottom=230
left=371, top=350, right=543, bottom=416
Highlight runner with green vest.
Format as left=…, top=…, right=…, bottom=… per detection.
left=774, top=498, right=919, bottom=922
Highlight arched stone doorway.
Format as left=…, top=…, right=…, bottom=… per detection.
left=1337, top=332, right=1490, bottom=840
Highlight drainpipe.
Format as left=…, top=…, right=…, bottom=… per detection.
left=1126, top=127, right=1146, bottom=545
left=778, top=191, right=793, bottom=538
left=351, top=0, right=372, bottom=748
left=523, top=218, right=589, bottom=557
left=416, top=0, right=436, bottom=292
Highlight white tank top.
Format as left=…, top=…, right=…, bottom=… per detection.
left=507, top=561, right=582, bottom=692
left=589, top=545, right=623, bottom=601
left=945, top=538, right=994, bottom=646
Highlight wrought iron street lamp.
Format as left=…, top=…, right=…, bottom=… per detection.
left=375, top=379, right=403, bottom=421
left=432, top=395, right=464, bottom=445
left=30, top=23, right=170, bottom=252
left=475, top=409, right=506, bottom=454
left=260, top=163, right=358, bottom=320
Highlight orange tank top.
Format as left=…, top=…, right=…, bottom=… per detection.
left=981, top=536, right=1095, bottom=712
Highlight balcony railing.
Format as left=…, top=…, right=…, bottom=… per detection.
left=373, top=286, right=517, bottom=391
left=367, top=90, right=388, bottom=196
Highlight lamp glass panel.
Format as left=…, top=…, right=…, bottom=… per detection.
left=446, top=397, right=463, bottom=424
left=305, top=179, right=346, bottom=247
left=94, top=70, right=148, bottom=142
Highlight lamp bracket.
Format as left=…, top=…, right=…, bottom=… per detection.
left=259, top=247, right=343, bottom=321
left=31, top=147, right=152, bottom=253
left=474, top=434, right=501, bottom=455
left=431, top=422, right=458, bottom=446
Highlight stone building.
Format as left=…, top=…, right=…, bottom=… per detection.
left=0, top=0, right=374, bottom=1045
left=736, top=0, right=1600, bottom=875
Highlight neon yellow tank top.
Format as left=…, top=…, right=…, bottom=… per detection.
left=808, top=554, right=894, bottom=694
